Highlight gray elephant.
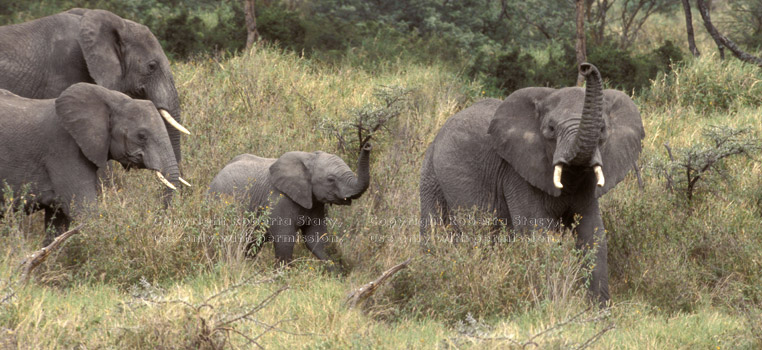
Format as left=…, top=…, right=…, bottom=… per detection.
left=419, top=63, right=644, bottom=304
left=0, top=8, right=189, bottom=184
left=209, top=144, right=372, bottom=266
left=0, top=83, right=180, bottom=244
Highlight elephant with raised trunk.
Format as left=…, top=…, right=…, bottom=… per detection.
left=419, top=64, right=644, bottom=304
left=0, top=8, right=190, bottom=186
left=209, top=144, right=373, bottom=267
left=0, top=83, right=180, bottom=244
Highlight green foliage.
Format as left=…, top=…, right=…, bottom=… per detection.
left=725, top=0, right=762, bottom=51
left=319, top=85, right=409, bottom=157
left=657, top=126, right=761, bottom=202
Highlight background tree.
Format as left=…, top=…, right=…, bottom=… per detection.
left=244, top=0, right=259, bottom=48
left=680, top=0, right=700, bottom=57
left=696, top=0, right=762, bottom=67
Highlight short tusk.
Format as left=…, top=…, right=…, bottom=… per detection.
left=594, top=165, right=605, bottom=187
left=179, top=177, right=191, bottom=187
left=553, top=165, right=563, bottom=189
left=156, top=171, right=177, bottom=190
left=159, top=109, right=191, bottom=135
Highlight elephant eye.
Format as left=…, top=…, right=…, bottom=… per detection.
left=137, top=130, right=148, bottom=142
left=147, top=61, right=158, bottom=73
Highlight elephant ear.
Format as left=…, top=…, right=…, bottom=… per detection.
left=488, top=87, right=559, bottom=196
left=269, top=152, right=314, bottom=209
left=78, top=9, right=127, bottom=90
left=596, top=90, right=645, bottom=197
left=55, top=83, right=118, bottom=169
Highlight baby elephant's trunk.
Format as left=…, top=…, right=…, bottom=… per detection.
left=344, top=143, right=372, bottom=199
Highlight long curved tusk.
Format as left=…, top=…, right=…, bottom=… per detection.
left=156, top=171, right=177, bottom=190
left=179, top=177, right=191, bottom=187
left=159, top=109, right=191, bottom=135
left=553, top=165, right=564, bottom=189
left=594, top=165, right=605, bottom=187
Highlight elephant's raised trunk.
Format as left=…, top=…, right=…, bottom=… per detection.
left=343, top=143, right=372, bottom=199
left=570, top=63, right=604, bottom=166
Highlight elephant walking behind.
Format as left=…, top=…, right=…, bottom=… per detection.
left=0, top=84, right=180, bottom=244
left=209, top=144, right=372, bottom=267
left=0, top=8, right=190, bottom=187
left=419, top=64, right=644, bottom=304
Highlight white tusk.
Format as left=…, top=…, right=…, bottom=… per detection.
left=594, top=165, right=605, bottom=187
left=159, top=109, right=191, bottom=135
left=156, top=171, right=177, bottom=190
left=179, top=177, right=191, bottom=187
left=553, top=165, right=564, bottom=189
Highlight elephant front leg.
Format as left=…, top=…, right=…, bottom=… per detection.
left=574, top=200, right=610, bottom=306
left=269, top=218, right=297, bottom=267
left=302, top=222, right=340, bottom=273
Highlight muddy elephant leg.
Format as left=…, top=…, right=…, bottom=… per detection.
left=575, top=200, right=610, bottom=306
left=43, top=207, right=69, bottom=246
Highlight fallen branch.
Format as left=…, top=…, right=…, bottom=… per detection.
left=345, top=258, right=411, bottom=308
left=18, top=224, right=83, bottom=285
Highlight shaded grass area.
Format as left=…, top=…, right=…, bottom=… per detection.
left=1, top=44, right=762, bottom=348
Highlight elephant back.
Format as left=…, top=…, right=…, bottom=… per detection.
left=209, top=154, right=278, bottom=211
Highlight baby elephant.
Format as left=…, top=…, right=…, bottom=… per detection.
left=0, top=83, right=180, bottom=244
left=209, top=143, right=372, bottom=266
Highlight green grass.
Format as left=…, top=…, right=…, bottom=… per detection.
left=2, top=41, right=762, bottom=348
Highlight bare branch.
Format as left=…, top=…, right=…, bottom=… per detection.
left=345, top=258, right=412, bottom=308
left=18, top=224, right=83, bottom=285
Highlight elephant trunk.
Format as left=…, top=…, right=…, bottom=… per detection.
left=145, top=72, right=187, bottom=171
left=343, top=143, right=372, bottom=199
left=569, top=63, right=604, bottom=167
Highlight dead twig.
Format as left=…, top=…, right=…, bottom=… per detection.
left=18, top=224, right=83, bottom=285
left=345, top=258, right=412, bottom=308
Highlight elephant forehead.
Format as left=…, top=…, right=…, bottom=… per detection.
left=314, top=154, right=349, bottom=172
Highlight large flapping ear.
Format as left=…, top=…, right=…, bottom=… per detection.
left=488, top=87, right=559, bottom=196
left=78, top=9, right=127, bottom=90
left=55, top=83, right=115, bottom=169
left=596, top=90, right=645, bottom=197
left=269, top=152, right=314, bottom=209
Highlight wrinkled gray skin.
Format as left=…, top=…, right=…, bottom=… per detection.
left=0, top=83, right=180, bottom=244
left=209, top=144, right=372, bottom=266
left=0, top=9, right=184, bottom=186
left=419, top=64, right=644, bottom=305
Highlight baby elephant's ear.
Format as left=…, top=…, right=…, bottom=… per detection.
left=270, top=152, right=314, bottom=209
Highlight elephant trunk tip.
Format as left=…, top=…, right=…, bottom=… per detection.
left=580, top=63, right=598, bottom=77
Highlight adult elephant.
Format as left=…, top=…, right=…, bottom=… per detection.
left=209, top=144, right=373, bottom=267
left=0, top=8, right=189, bottom=185
left=419, top=63, right=644, bottom=305
left=0, top=83, right=180, bottom=244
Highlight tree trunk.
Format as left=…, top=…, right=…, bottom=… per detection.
left=575, top=0, right=588, bottom=86
left=244, top=0, right=259, bottom=49
left=697, top=0, right=762, bottom=66
left=681, top=0, right=700, bottom=57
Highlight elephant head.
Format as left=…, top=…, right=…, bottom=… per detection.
left=488, top=63, right=644, bottom=197
left=55, top=83, right=180, bottom=190
left=269, top=143, right=373, bottom=209
left=75, top=9, right=189, bottom=168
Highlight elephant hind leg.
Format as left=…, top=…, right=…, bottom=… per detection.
left=43, top=206, right=69, bottom=246
left=419, top=172, right=450, bottom=247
